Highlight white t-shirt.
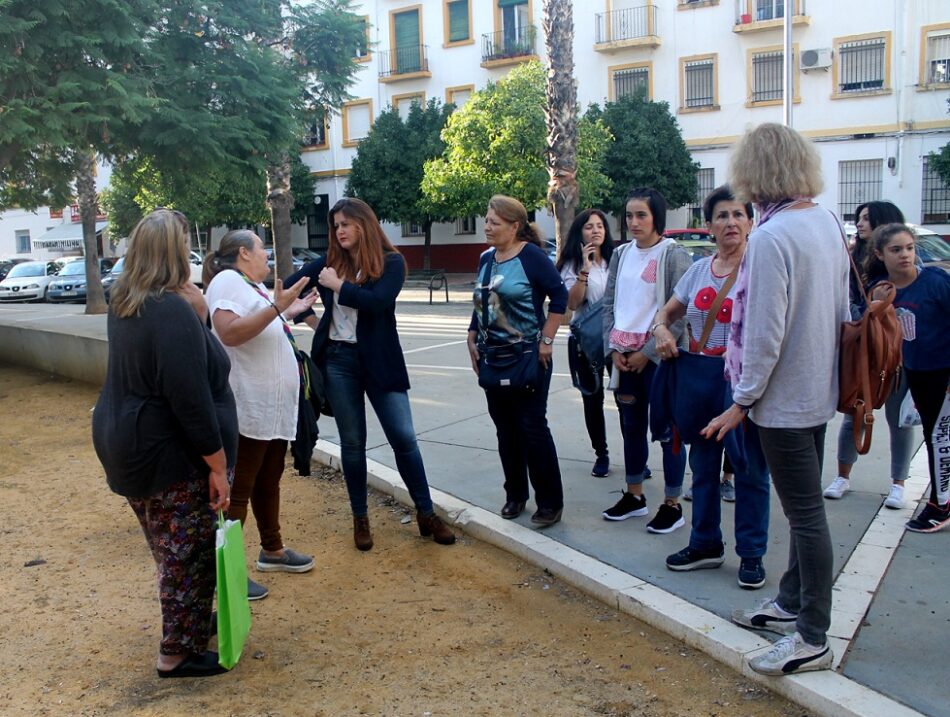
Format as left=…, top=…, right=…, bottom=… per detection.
left=561, top=259, right=608, bottom=324
left=206, top=270, right=299, bottom=441
left=609, top=242, right=665, bottom=352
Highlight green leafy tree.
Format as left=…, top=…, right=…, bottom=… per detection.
left=346, top=99, right=454, bottom=269
left=585, top=93, right=699, bottom=231
left=422, top=61, right=611, bottom=219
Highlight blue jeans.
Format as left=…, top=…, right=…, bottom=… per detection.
left=324, top=341, right=434, bottom=517
left=615, top=360, right=686, bottom=497
left=688, top=421, right=770, bottom=557
left=837, top=370, right=914, bottom=482
left=484, top=361, right=564, bottom=510
left=758, top=423, right=833, bottom=647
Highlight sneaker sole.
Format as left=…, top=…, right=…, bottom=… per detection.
left=905, top=517, right=950, bottom=533
left=883, top=500, right=904, bottom=510
left=666, top=556, right=724, bottom=571
left=602, top=507, right=649, bottom=521
left=749, top=647, right=833, bottom=675
left=591, top=471, right=610, bottom=477
left=738, top=575, right=767, bottom=590
left=732, top=613, right=797, bottom=635
left=247, top=590, right=269, bottom=601
left=255, top=560, right=315, bottom=573
left=647, top=516, right=685, bottom=534
left=822, top=490, right=848, bottom=500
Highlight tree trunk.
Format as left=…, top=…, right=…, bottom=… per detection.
left=77, top=151, right=108, bottom=315
left=423, top=218, right=433, bottom=271
left=542, top=0, right=578, bottom=252
left=266, top=156, right=295, bottom=284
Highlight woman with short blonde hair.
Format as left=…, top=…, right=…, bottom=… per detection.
left=704, top=123, right=850, bottom=676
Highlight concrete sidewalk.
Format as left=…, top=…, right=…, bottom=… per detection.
left=0, top=292, right=943, bottom=717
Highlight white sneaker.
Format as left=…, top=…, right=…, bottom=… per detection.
left=748, top=632, right=833, bottom=676
left=884, top=483, right=905, bottom=510
left=823, top=476, right=850, bottom=500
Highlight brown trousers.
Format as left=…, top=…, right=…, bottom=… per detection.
left=228, top=435, right=287, bottom=552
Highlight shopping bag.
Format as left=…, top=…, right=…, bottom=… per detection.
left=216, top=510, right=251, bottom=669
left=898, top=389, right=922, bottom=429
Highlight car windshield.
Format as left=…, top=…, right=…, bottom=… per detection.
left=110, top=258, right=125, bottom=273
left=917, top=236, right=950, bottom=262
left=8, top=263, right=44, bottom=278
left=59, top=262, right=85, bottom=276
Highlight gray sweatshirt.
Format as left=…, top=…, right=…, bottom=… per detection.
left=733, top=206, right=850, bottom=428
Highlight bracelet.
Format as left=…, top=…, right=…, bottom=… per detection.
left=650, top=321, right=666, bottom=333
left=577, top=279, right=588, bottom=285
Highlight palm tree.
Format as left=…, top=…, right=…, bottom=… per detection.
left=542, top=0, right=578, bottom=250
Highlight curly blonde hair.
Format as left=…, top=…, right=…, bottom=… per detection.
left=729, top=123, right=823, bottom=203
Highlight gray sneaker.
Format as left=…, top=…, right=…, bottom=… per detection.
left=682, top=485, right=693, bottom=501
left=720, top=479, right=736, bottom=502
left=748, top=632, right=833, bottom=675
left=732, top=597, right=798, bottom=635
left=247, top=578, right=269, bottom=601
left=256, top=547, right=314, bottom=573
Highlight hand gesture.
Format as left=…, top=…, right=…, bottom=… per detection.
left=273, top=276, right=310, bottom=313
left=318, top=266, right=343, bottom=293
left=283, top=289, right=318, bottom=320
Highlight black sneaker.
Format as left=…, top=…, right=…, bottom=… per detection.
left=905, top=502, right=950, bottom=533
left=738, top=557, right=766, bottom=589
left=591, top=455, right=610, bottom=477
left=602, top=492, right=648, bottom=521
left=666, top=544, right=724, bottom=571
left=646, top=502, right=685, bottom=534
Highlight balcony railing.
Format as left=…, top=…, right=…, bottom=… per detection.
left=595, top=5, right=657, bottom=45
left=378, top=44, right=429, bottom=79
left=481, top=25, right=537, bottom=63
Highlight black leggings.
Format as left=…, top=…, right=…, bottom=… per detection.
left=905, top=367, right=950, bottom=506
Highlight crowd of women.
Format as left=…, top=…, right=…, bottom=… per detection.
left=91, top=123, right=949, bottom=681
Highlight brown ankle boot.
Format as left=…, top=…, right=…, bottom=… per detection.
left=353, top=516, right=373, bottom=551
left=417, top=511, right=456, bottom=545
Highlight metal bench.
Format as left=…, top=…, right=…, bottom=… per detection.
left=405, top=268, right=449, bottom=304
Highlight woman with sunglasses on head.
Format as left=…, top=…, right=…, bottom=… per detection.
left=205, top=230, right=318, bottom=600
left=823, top=200, right=913, bottom=509
left=93, top=209, right=236, bottom=678
left=556, top=209, right=615, bottom=478
left=863, top=223, right=950, bottom=533
left=287, top=197, right=455, bottom=551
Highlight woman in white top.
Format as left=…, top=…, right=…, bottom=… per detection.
left=556, top=209, right=615, bottom=478
left=204, top=230, right=318, bottom=600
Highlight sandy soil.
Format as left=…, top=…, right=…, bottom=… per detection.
left=0, top=364, right=808, bottom=717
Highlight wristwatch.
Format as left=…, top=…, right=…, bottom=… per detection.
left=541, top=335, right=555, bottom=346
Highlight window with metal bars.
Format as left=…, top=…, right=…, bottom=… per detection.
left=921, top=157, right=950, bottom=223
left=302, top=111, right=327, bottom=147
left=684, top=60, right=714, bottom=108
left=455, top=216, right=476, bottom=235
left=838, top=160, right=882, bottom=222
left=925, top=32, right=950, bottom=85
left=614, top=66, right=649, bottom=100
left=401, top=221, right=424, bottom=237
left=838, top=37, right=886, bottom=93
left=751, top=50, right=783, bottom=102
left=687, top=168, right=715, bottom=221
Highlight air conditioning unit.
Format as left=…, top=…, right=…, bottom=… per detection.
left=801, top=48, right=832, bottom=71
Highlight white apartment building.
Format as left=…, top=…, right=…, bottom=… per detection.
left=3, top=1, right=947, bottom=270
left=301, top=0, right=950, bottom=271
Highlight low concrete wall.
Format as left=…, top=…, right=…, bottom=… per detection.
left=0, top=324, right=107, bottom=385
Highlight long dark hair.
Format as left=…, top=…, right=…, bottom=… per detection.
left=863, top=223, right=915, bottom=283
left=556, top=208, right=614, bottom=272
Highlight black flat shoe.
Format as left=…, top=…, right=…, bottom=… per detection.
left=531, top=507, right=563, bottom=527
left=157, top=651, right=229, bottom=679
left=501, top=500, right=527, bottom=519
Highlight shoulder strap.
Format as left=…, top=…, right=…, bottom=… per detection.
left=479, top=251, right=495, bottom=332
left=696, top=263, right=739, bottom=351
left=830, top=209, right=869, bottom=307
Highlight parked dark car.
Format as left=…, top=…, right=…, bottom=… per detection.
left=263, top=246, right=309, bottom=287
left=47, top=258, right=115, bottom=303
left=0, top=257, right=30, bottom=281
left=100, top=257, right=126, bottom=300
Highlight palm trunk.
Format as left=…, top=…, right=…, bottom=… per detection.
left=77, top=151, right=107, bottom=315
left=266, top=156, right=295, bottom=284
left=423, top=218, right=433, bottom=271
left=543, top=0, right=578, bottom=251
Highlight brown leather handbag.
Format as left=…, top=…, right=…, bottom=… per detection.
left=836, top=233, right=903, bottom=455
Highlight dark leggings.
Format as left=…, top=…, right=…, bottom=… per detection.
left=229, top=435, right=287, bottom=552
left=905, top=367, right=950, bottom=506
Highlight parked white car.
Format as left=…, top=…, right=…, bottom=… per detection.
left=189, top=250, right=204, bottom=286
left=0, top=260, right=60, bottom=302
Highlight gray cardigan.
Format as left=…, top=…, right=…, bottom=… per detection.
left=602, top=238, right=692, bottom=369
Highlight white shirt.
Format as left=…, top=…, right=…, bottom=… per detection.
left=561, top=259, right=609, bottom=325
left=206, top=270, right=299, bottom=441
left=610, top=242, right=666, bottom=352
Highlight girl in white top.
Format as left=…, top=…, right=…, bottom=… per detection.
left=204, top=230, right=318, bottom=599
left=556, top=209, right=615, bottom=478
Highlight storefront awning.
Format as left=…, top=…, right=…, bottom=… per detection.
left=33, top=221, right=108, bottom=250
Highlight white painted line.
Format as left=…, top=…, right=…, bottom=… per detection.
left=402, top=339, right=467, bottom=355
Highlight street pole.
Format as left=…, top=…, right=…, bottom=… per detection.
left=783, top=5, right=793, bottom=127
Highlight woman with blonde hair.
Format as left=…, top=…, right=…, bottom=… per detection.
left=93, top=209, right=236, bottom=677
left=205, top=230, right=318, bottom=600
left=467, top=195, right=568, bottom=526
left=287, top=197, right=455, bottom=550
left=704, top=123, right=850, bottom=675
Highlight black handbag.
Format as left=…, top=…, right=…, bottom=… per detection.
left=475, top=252, right=541, bottom=391
left=478, top=340, right=540, bottom=391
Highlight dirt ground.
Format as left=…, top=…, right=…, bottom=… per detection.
left=0, top=364, right=809, bottom=717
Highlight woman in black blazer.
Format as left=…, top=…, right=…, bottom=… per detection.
left=287, top=197, right=454, bottom=551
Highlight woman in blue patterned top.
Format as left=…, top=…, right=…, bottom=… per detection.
left=467, top=195, right=569, bottom=526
